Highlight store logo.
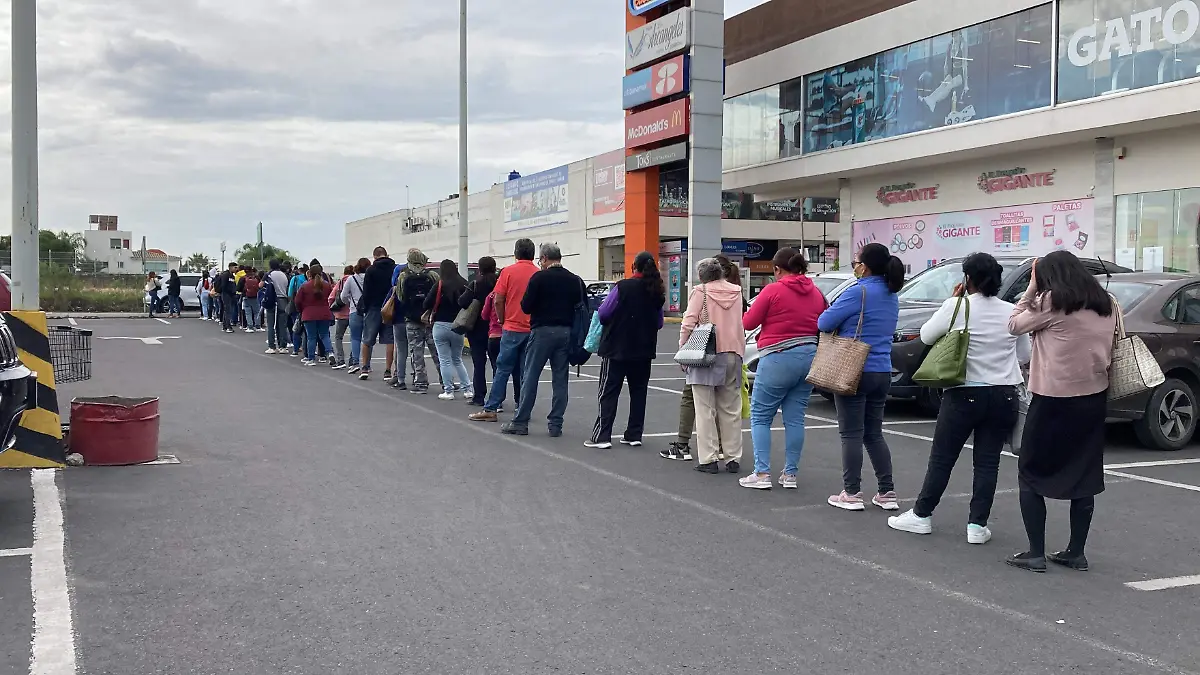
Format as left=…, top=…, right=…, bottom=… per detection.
left=654, top=60, right=680, bottom=96
left=937, top=224, right=982, bottom=239
left=978, top=167, right=1056, bottom=194
left=625, top=8, right=691, bottom=70
left=1067, top=1, right=1200, bottom=67
left=876, top=183, right=939, bottom=207
left=628, top=0, right=673, bottom=16
left=625, top=99, right=689, bottom=149
left=623, top=55, right=687, bottom=110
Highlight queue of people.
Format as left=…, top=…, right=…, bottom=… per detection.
left=206, top=240, right=1115, bottom=573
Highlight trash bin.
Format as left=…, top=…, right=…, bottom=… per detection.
left=69, top=396, right=160, bottom=465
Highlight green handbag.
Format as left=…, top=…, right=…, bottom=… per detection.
left=913, top=294, right=970, bottom=388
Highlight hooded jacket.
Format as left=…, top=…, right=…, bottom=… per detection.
left=394, top=251, right=439, bottom=304
left=680, top=280, right=745, bottom=357
left=360, top=257, right=397, bottom=312
left=742, top=274, right=826, bottom=350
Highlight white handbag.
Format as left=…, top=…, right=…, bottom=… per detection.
left=1005, top=383, right=1031, bottom=455
left=674, top=288, right=717, bottom=367
left=1108, top=297, right=1165, bottom=401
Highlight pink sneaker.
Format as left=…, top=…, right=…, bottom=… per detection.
left=828, top=491, right=865, bottom=511
left=872, top=492, right=900, bottom=511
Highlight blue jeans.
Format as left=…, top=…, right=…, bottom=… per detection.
left=168, top=295, right=181, bottom=314
left=303, top=320, right=333, bottom=361
left=147, top=291, right=159, bottom=316
left=750, top=344, right=816, bottom=475
left=511, top=326, right=571, bottom=430
left=483, top=330, right=530, bottom=412
left=347, top=312, right=364, bottom=366
left=200, top=293, right=212, bottom=319
left=432, top=322, right=471, bottom=392
left=243, top=298, right=261, bottom=329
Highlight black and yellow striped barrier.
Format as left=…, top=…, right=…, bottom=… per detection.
left=1, top=311, right=65, bottom=468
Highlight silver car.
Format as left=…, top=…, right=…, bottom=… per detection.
left=150, top=273, right=203, bottom=314
left=744, top=271, right=856, bottom=386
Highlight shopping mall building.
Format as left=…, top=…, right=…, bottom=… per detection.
left=346, top=0, right=1200, bottom=292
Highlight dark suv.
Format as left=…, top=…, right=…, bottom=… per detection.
left=891, top=256, right=1129, bottom=413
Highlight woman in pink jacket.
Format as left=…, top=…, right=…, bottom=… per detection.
left=679, top=257, right=746, bottom=474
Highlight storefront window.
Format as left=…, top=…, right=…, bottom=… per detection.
left=1115, top=188, right=1200, bottom=272
left=802, top=5, right=1053, bottom=153
left=1058, top=0, right=1200, bottom=103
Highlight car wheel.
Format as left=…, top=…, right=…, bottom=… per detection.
left=1134, top=378, right=1197, bottom=451
left=158, top=298, right=171, bottom=313
left=916, top=387, right=942, bottom=416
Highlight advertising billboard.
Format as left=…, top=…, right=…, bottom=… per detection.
left=503, top=165, right=570, bottom=232
left=625, top=8, right=691, bottom=70
left=592, top=150, right=626, bottom=216
left=802, top=5, right=1053, bottom=153
left=629, top=0, right=673, bottom=16
left=852, top=198, right=1096, bottom=272
left=1058, top=0, right=1200, bottom=102
left=625, top=98, right=689, bottom=149
left=623, top=55, right=689, bottom=110
left=627, top=141, right=688, bottom=171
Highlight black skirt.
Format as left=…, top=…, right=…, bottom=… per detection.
left=1018, top=390, right=1106, bottom=500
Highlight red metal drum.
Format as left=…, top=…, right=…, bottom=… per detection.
left=69, top=396, right=160, bottom=465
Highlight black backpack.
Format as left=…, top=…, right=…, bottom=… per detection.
left=567, top=277, right=592, bottom=366
left=402, top=270, right=436, bottom=323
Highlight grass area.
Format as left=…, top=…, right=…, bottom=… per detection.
left=38, top=264, right=146, bottom=312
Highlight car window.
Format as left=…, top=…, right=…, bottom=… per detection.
left=586, top=283, right=611, bottom=295
left=1103, top=281, right=1155, bottom=312
left=813, top=276, right=848, bottom=297
left=897, top=264, right=963, bottom=302
left=1177, top=285, right=1200, bottom=324
left=1163, top=293, right=1181, bottom=322
left=1002, top=270, right=1032, bottom=304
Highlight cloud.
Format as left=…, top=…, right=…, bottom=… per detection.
left=0, top=0, right=627, bottom=264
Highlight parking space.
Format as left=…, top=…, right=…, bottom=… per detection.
left=0, top=471, right=34, bottom=673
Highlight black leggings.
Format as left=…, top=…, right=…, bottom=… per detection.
left=1018, top=479, right=1095, bottom=558
left=468, top=328, right=494, bottom=405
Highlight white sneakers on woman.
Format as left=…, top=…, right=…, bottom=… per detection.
left=888, top=509, right=993, bottom=544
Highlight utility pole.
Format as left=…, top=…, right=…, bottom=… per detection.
left=11, top=0, right=40, bottom=310
left=257, top=222, right=264, bottom=265
left=458, top=0, right=469, bottom=270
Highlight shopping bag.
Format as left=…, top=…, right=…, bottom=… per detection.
left=583, top=311, right=603, bottom=353
left=741, top=366, right=751, bottom=420
left=913, top=294, right=969, bottom=388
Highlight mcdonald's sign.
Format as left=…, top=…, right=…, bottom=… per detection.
left=624, top=98, right=689, bottom=150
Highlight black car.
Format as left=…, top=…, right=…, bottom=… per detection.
left=890, top=256, right=1130, bottom=412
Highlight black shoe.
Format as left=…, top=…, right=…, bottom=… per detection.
left=660, top=442, right=692, bottom=461
left=548, top=428, right=562, bottom=438
left=501, top=422, right=528, bottom=436
left=726, top=461, right=740, bottom=474
left=1005, top=552, right=1047, bottom=573
left=695, top=462, right=719, bottom=474
left=1047, top=551, right=1089, bottom=571
left=465, top=399, right=484, bottom=407
left=391, top=380, right=407, bottom=390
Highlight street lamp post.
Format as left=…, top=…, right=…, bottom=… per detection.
left=11, top=0, right=40, bottom=310
left=458, top=0, right=469, bottom=271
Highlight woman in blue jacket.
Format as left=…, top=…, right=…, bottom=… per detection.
left=817, top=242, right=904, bottom=512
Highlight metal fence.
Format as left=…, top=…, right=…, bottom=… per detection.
left=0, top=251, right=113, bottom=274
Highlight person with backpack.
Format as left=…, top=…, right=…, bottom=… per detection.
left=340, top=258, right=369, bottom=373
left=263, top=259, right=291, bottom=353
left=500, top=243, right=583, bottom=437
left=197, top=270, right=213, bottom=321
left=240, top=270, right=262, bottom=333
left=328, top=265, right=354, bottom=369
left=288, top=264, right=309, bottom=356
left=398, top=249, right=439, bottom=394
left=218, top=263, right=240, bottom=333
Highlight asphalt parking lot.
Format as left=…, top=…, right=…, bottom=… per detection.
left=2, top=314, right=1199, bottom=674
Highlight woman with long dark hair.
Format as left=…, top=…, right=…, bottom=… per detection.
left=738, top=248, right=826, bottom=489
left=198, top=270, right=213, bottom=321
left=1006, top=250, right=1115, bottom=573
left=166, top=269, right=182, bottom=318
left=426, top=259, right=472, bottom=400
left=889, top=253, right=1031, bottom=543
left=341, top=258, right=370, bottom=374
left=460, top=256, right=499, bottom=406
left=293, top=264, right=335, bottom=366
left=328, top=265, right=355, bottom=369
left=145, top=272, right=162, bottom=318
left=586, top=252, right=666, bottom=449
left=819, top=242, right=905, bottom=510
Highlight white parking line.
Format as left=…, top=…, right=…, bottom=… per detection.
left=30, top=468, right=77, bottom=675
left=1125, top=574, right=1200, bottom=591
left=771, top=487, right=1022, bottom=512
left=155, top=317, right=171, bottom=325
left=1102, top=469, right=1200, bottom=493
left=66, top=318, right=77, bottom=327
left=0, top=547, right=32, bottom=557
left=1104, top=458, right=1200, bottom=470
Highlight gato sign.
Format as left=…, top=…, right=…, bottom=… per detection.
left=1066, top=0, right=1200, bottom=67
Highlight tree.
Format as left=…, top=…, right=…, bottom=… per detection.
left=185, top=253, right=213, bottom=271
left=39, top=230, right=84, bottom=254
left=234, top=242, right=293, bottom=266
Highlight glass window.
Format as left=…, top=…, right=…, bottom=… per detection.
left=1058, top=0, right=1200, bottom=103
left=1002, top=269, right=1032, bottom=304
left=1175, top=188, right=1200, bottom=274
left=1116, top=188, right=1200, bottom=274
left=109, top=238, right=121, bottom=249
left=1179, top=286, right=1200, bottom=324
left=1104, top=281, right=1157, bottom=311
left=898, top=262, right=964, bottom=302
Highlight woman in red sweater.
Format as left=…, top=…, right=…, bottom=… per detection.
left=738, top=248, right=827, bottom=490
left=293, top=264, right=335, bottom=366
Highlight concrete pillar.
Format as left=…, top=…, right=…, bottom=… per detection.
left=623, top=10, right=660, bottom=277
left=1094, top=138, right=1116, bottom=259
left=838, top=178, right=854, bottom=268
left=687, top=0, right=724, bottom=283
left=11, top=0, right=40, bottom=310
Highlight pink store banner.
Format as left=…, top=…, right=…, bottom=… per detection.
left=852, top=198, right=1095, bottom=273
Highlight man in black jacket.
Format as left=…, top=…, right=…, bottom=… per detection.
left=358, top=246, right=397, bottom=381
left=218, top=263, right=239, bottom=333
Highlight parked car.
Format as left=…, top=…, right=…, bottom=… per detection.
left=584, top=281, right=618, bottom=312
left=888, top=256, right=1130, bottom=413
left=151, top=273, right=202, bottom=314
left=744, top=270, right=857, bottom=385
left=0, top=272, right=11, bottom=312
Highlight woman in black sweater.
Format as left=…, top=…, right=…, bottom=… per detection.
left=458, top=256, right=499, bottom=406
left=424, top=259, right=471, bottom=400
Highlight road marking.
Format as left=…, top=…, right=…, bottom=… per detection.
left=1104, top=458, right=1200, bottom=470
left=155, top=317, right=171, bottom=325
left=1125, top=574, right=1200, bottom=592
left=30, top=469, right=77, bottom=675
left=881, top=420, right=938, bottom=426
left=97, top=336, right=181, bottom=345
left=770, top=488, right=1022, bottom=512
left=66, top=318, right=77, bottom=327
left=221, top=338, right=1200, bottom=675
left=139, top=454, right=181, bottom=465
left=642, top=424, right=840, bottom=439
left=1102, top=469, right=1200, bottom=493
left=0, top=547, right=33, bottom=557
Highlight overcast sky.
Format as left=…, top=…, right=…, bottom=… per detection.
left=1, top=0, right=771, bottom=265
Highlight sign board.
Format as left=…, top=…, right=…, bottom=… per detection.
left=623, top=55, right=688, bottom=110
left=503, top=165, right=570, bottom=232
left=592, top=150, right=626, bottom=216
left=625, top=8, right=691, bottom=70
left=626, top=142, right=688, bottom=171
left=628, top=0, right=674, bottom=16
left=625, top=98, right=689, bottom=149
left=978, top=167, right=1056, bottom=194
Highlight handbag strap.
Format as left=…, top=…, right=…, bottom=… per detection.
left=852, top=285, right=866, bottom=339
left=947, top=291, right=970, bottom=331
left=432, top=281, right=443, bottom=314
left=1110, top=294, right=1126, bottom=344
left=699, top=286, right=710, bottom=325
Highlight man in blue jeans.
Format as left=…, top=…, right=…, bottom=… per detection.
left=499, top=243, right=583, bottom=437
left=469, top=238, right=540, bottom=423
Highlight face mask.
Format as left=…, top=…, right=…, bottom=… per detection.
left=853, top=265, right=865, bottom=279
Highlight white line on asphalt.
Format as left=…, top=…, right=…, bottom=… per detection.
left=1104, top=457, right=1200, bottom=470
left=66, top=318, right=77, bottom=327
left=642, top=424, right=840, bottom=439
left=1102, top=469, right=1200, bottom=493
left=30, top=469, right=77, bottom=675
left=880, top=420, right=938, bottom=425
left=1125, top=574, right=1200, bottom=592
left=221, top=338, right=1197, bottom=675
left=155, top=317, right=170, bottom=325
left=0, top=547, right=32, bottom=557
left=770, top=487, right=1022, bottom=512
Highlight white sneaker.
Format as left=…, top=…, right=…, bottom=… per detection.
left=264, top=348, right=277, bottom=354
left=738, top=473, right=772, bottom=490
left=888, top=509, right=932, bottom=535
left=305, top=360, right=318, bottom=367
left=300, top=358, right=313, bottom=365
left=438, top=392, right=455, bottom=401
left=583, top=440, right=612, bottom=449
left=967, top=524, right=992, bottom=545
left=244, top=328, right=254, bottom=333
left=778, top=473, right=798, bottom=489
left=619, top=439, right=643, bottom=447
